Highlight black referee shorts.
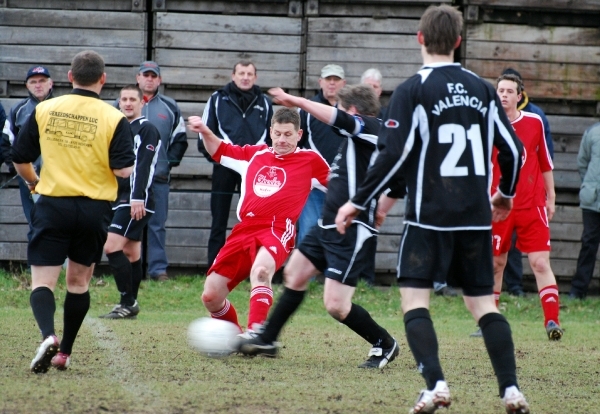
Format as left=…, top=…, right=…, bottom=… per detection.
left=397, top=224, right=494, bottom=296
left=28, top=195, right=112, bottom=267
left=108, top=207, right=152, bottom=241
left=298, top=223, right=376, bottom=287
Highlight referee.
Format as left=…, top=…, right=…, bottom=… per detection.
left=12, top=50, right=135, bottom=373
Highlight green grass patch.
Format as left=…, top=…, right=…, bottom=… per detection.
left=1, top=271, right=599, bottom=413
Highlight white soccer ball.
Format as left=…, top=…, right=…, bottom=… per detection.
left=187, top=317, right=240, bottom=358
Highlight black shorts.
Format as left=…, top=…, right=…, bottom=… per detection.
left=397, top=224, right=493, bottom=296
left=298, top=224, right=376, bottom=287
left=28, top=195, right=112, bottom=267
left=108, top=207, right=152, bottom=241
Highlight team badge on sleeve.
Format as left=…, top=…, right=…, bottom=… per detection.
left=146, top=144, right=156, bottom=151
left=385, top=119, right=400, bottom=128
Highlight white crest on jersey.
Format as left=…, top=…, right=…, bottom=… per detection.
left=253, top=166, right=286, bottom=197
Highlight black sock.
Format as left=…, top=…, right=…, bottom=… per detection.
left=341, top=303, right=394, bottom=348
left=30, top=287, right=56, bottom=339
left=261, top=288, right=306, bottom=344
left=61, top=290, right=90, bottom=355
left=404, top=308, right=444, bottom=390
left=131, top=259, right=142, bottom=300
left=107, top=250, right=134, bottom=306
left=479, top=312, right=519, bottom=397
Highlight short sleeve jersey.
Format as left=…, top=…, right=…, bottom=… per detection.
left=12, top=89, right=134, bottom=201
left=211, top=143, right=330, bottom=230
left=492, top=111, right=553, bottom=209
left=350, top=63, right=523, bottom=230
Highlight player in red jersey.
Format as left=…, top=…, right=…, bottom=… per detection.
left=491, top=73, right=563, bottom=340
left=188, top=108, right=329, bottom=335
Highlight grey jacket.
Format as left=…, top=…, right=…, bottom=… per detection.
left=578, top=122, right=600, bottom=212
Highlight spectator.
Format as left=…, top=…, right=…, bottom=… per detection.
left=0, top=104, right=6, bottom=165
left=333, top=6, right=530, bottom=412
left=124, top=61, right=188, bottom=281
left=199, top=60, right=273, bottom=268
left=100, top=85, right=161, bottom=319
left=570, top=122, right=600, bottom=299
left=13, top=50, right=135, bottom=373
left=1, top=66, right=54, bottom=242
left=360, top=68, right=386, bottom=118
left=296, top=64, right=346, bottom=244
left=501, top=67, right=554, bottom=297
left=188, top=108, right=329, bottom=335
left=239, top=85, right=400, bottom=369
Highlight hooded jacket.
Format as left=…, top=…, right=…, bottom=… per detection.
left=578, top=122, right=600, bottom=212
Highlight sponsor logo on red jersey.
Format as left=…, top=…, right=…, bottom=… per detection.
left=253, top=166, right=286, bottom=197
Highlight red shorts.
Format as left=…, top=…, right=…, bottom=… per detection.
left=207, top=218, right=295, bottom=291
left=492, top=206, right=551, bottom=255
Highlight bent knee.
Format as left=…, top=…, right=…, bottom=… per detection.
left=251, top=265, right=272, bottom=284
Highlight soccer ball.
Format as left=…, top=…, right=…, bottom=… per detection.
left=187, top=317, right=240, bottom=358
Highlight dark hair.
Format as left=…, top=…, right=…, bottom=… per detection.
left=496, top=73, right=524, bottom=95
left=233, top=59, right=257, bottom=74
left=337, top=84, right=380, bottom=117
left=120, top=84, right=143, bottom=100
left=71, top=50, right=105, bottom=86
left=272, top=107, right=300, bottom=130
left=418, top=5, right=463, bottom=56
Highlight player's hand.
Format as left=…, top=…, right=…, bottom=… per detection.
left=491, top=192, right=512, bottom=222
left=130, top=200, right=146, bottom=221
left=268, top=88, right=296, bottom=107
left=187, top=116, right=207, bottom=134
left=335, top=202, right=360, bottom=234
left=546, top=199, right=555, bottom=221
left=374, top=209, right=387, bottom=229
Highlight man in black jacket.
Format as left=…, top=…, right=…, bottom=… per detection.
left=198, top=60, right=273, bottom=267
left=1, top=66, right=54, bottom=242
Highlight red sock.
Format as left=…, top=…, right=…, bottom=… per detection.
left=211, top=299, right=242, bottom=332
left=539, top=285, right=560, bottom=326
left=494, top=291, right=501, bottom=308
left=247, top=286, right=273, bottom=331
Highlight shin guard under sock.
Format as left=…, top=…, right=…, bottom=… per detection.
left=30, top=287, right=56, bottom=339
left=539, top=285, right=560, bottom=326
left=61, top=290, right=90, bottom=355
left=479, top=312, right=519, bottom=397
left=107, top=251, right=134, bottom=306
left=247, top=286, right=273, bottom=331
left=404, top=308, right=444, bottom=390
left=211, top=299, right=242, bottom=332
left=341, top=303, right=394, bottom=348
left=261, top=287, right=306, bottom=344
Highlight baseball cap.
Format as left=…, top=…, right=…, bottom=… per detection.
left=25, top=66, right=51, bottom=82
left=139, top=61, right=161, bottom=75
left=321, top=64, right=345, bottom=79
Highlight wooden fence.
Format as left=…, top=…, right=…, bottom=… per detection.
left=1, top=0, right=600, bottom=291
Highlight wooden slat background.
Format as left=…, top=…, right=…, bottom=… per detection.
left=1, top=0, right=600, bottom=291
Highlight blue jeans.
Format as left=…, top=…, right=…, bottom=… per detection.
left=296, top=189, right=325, bottom=244
left=18, top=177, right=34, bottom=241
left=147, top=181, right=169, bottom=277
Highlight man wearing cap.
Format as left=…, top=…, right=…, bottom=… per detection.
left=296, top=64, right=346, bottom=244
left=500, top=67, right=554, bottom=298
left=1, top=65, right=54, bottom=242
left=198, top=59, right=273, bottom=268
left=121, top=61, right=188, bottom=281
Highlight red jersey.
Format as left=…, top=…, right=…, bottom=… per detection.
left=212, top=142, right=330, bottom=225
left=492, top=111, right=553, bottom=209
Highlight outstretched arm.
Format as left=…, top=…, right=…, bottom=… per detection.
left=188, top=116, right=222, bottom=157
left=269, top=88, right=336, bottom=126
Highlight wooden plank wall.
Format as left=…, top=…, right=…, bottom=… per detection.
left=1, top=0, right=600, bottom=291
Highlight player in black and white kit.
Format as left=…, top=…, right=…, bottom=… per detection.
left=100, top=85, right=161, bottom=319
left=239, top=85, right=399, bottom=370
left=336, top=5, right=530, bottom=414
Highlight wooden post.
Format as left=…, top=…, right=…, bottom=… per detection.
left=465, top=5, right=479, bottom=22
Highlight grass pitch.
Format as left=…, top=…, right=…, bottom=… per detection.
left=1, top=271, right=599, bottom=413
